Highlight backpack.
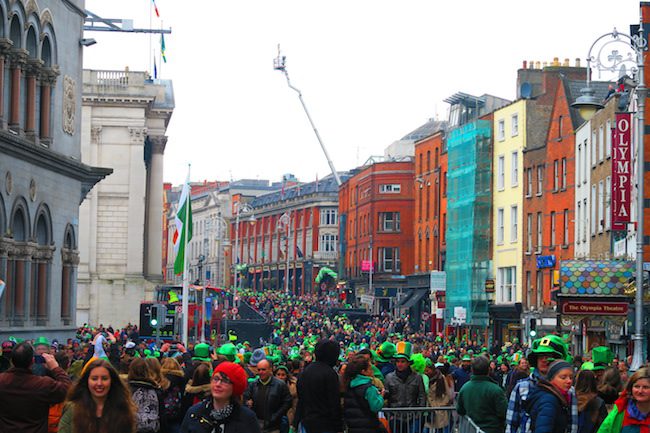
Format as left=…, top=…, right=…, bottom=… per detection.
left=162, top=385, right=182, bottom=421
left=131, top=386, right=160, bottom=433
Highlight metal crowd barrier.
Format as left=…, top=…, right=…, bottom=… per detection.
left=457, top=416, right=487, bottom=433
left=379, top=406, right=456, bottom=433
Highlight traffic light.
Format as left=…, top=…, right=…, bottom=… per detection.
left=529, top=318, right=537, bottom=337
left=150, top=304, right=165, bottom=327
left=150, top=305, right=159, bottom=327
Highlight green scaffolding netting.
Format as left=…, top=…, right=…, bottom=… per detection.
left=445, top=120, right=492, bottom=326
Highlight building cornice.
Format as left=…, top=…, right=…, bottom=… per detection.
left=0, top=131, right=113, bottom=203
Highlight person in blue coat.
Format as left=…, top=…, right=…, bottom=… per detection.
left=526, top=360, right=575, bottom=433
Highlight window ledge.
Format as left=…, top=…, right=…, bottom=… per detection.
left=561, top=244, right=569, bottom=249
left=536, top=193, right=543, bottom=197
left=549, top=246, right=556, bottom=251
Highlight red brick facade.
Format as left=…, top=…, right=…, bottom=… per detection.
left=414, top=131, right=447, bottom=272
left=340, top=160, right=415, bottom=278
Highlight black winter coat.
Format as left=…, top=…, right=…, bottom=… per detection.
left=179, top=399, right=261, bottom=433
left=343, top=382, right=381, bottom=433
left=526, top=381, right=571, bottom=433
left=243, top=377, right=292, bottom=430
left=294, top=360, right=343, bottom=433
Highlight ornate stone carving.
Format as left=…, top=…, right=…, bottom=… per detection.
left=62, top=75, right=75, bottom=135
left=5, top=171, right=12, bottom=195
left=39, top=66, right=59, bottom=85
left=40, top=9, right=53, bottom=29
left=29, top=178, right=36, bottom=202
left=149, top=135, right=168, bottom=154
left=61, top=247, right=80, bottom=265
left=33, top=244, right=55, bottom=261
left=8, top=49, right=27, bottom=69
left=0, top=38, right=14, bottom=57
left=25, top=58, right=43, bottom=77
left=129, top=127, right=147, bottom=144
left=91, top=126, right=102, bottom=144
left=25, top=0, right=39, bottom=19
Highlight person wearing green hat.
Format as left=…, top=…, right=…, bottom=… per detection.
left=373, top=341, right=396, bottom=377
left=452, top=354, right=472, bottom=391
left=217, top=343, right=238, bottom=363
left=384, top=342, right=426, bottom=431
left=506, top=334, right=576, bottom=433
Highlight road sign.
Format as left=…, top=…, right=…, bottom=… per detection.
left=175, top=306, right=182, bottom=314
left=421, top=312, right=430, bottom=321
left=232, top=307, right=239, bottom=316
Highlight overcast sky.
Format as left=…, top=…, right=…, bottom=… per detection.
left=83, top=0, right=640, bottom=186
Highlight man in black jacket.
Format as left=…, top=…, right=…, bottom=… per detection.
left=294, top=339, right=343, bottom=433
left=244, top=359, right=292, bottom=433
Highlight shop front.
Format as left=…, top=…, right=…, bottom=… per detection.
left=558, top=260, right=633, bottom=356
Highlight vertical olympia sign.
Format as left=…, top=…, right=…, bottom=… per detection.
left=612, top=112, right=632, bottom=230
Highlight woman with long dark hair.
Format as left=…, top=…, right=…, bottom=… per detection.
left=58, top=358, right=136, bottom=433
left=427, top=364, right=452, bottom=433
left=181, top=363, right=211, bottom=416
left=575, top=370, right=607, bottom=433
left=342, top=354, right=385, bottom=433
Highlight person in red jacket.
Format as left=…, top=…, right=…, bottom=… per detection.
left=0, top=342, right=71, bottom=433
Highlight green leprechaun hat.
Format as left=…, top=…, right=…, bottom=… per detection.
left=373, top=341, right=396, bottom=363
left=591, top=346, right=614, bottom=371
left=394, top=341, right=413, bottom=361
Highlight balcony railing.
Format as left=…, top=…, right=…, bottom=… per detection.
left=314, top=251, right=337, bottom=260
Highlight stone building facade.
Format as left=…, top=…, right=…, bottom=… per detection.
left=77, top=69, right=173, bottom=327
left=0, top=0, right=110, bottom=340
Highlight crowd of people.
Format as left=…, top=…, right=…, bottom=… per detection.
left=0, top=289, right=648, bottom=433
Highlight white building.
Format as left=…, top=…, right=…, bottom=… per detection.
left=77, top=69, right=174, bottom=327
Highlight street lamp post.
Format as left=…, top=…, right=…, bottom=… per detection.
left=278, top=212, right=292, bottom=295
left=572, top=22, right=647, bottom=370
left=233, top=202, right=255, bottom=306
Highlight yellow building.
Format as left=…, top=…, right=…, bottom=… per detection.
left=491, top=100, right=526, bottom=342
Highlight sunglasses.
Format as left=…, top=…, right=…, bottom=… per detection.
left=211, top=374, right=232, bottom=385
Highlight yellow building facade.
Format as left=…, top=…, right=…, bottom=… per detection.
left=492, top=100, right=525, bottom=313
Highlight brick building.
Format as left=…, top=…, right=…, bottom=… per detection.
left=340, top=158, right=415, bottom=313
left=520, top=60, right=597, bottom=336
left=235, top=175, right=344, bottom=295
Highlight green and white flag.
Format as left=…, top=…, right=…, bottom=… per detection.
left=173, top=178, right=192, bottom=275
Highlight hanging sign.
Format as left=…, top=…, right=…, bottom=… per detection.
left=612, top=112, right=632, bottom=230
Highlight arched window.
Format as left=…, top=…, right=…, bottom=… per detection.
left=61, top=225, right=77, bottom=324
left=39, top=31, right=57, bottom=144
left=32, top=204, right=53, bottom=324
left=6, top=199, right=30, bottom=324
left=8, top=15, right=23, bottom=133
left=24, top=25, right=39, bottom=140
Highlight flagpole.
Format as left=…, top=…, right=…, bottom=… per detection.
left=182, top=164, right=191, bottom=345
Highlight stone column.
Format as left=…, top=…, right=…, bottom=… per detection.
left=146, top=135, right=167, bottom=281
left=24, top=59, right=42, bottom=141
left=38, top=67, right=57, bottom=145
left=8, top=49, right=27, bottom=134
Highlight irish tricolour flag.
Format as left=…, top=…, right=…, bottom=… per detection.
left=173, top=179, right=192, bottom=275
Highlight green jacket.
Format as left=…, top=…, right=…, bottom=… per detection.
left=597, top=397, right=631, bottom=433
left=456, top=375, right=508, bottom=433
left=350, top=375, right=384, bottom=412
left=57, top=403, right=73, bottom=433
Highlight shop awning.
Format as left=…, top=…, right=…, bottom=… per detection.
left=401, top=289, right=429, bottom=309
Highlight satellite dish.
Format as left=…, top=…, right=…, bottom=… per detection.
left=520, top=82, right=532, bottom=99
